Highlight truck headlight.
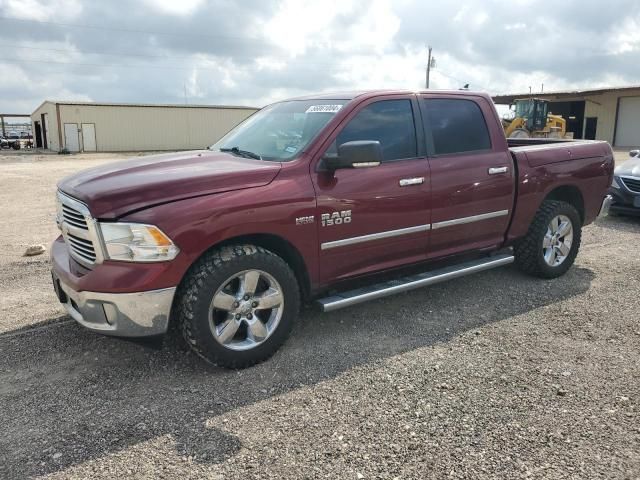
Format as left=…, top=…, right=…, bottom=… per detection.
left=611, top=176, right=621, bottom=189
left=99, top=223, right=179, bottom=262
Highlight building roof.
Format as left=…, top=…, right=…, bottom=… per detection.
left=32, top=100, right=258, bottom=115
left=492, top=85, right=640, bottom=104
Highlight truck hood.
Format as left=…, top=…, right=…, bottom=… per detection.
left=58, top=150, right=282, bottom=218
left=615, top=157, right=640, bottom=178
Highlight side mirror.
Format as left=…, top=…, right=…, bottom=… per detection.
left=323, top=140, right=383, bottom=170
left=630, top=150, right=639, bottom=158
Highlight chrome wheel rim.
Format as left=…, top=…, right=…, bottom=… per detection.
left=543, top=214, right=573, bottom=267
left=208, top=269, right=284, bottom=351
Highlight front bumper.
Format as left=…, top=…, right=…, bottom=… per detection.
left=52, top=273, right=175, bottom=337
left=51, top=235, right=178, bottom=337
left=598, top=194, right=613, bottom=217
left=608, top=176, right=640, bottom=215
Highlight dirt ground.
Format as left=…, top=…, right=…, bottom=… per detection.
left=0, top=150, right=639, bottom=479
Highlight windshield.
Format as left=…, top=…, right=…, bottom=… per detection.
left=210, top=99, right=349, bottom=161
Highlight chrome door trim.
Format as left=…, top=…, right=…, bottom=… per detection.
left=488, top=166, right=509, bottom=175
left=399, top=177, right=425, bottom=187
left=321, top=224, right=431, bottom=250
left=431, top=210, right=509, bottom=230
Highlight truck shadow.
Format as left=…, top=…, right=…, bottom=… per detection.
left=0, top=265, right=595, bottom=477
left=595, top=214, right=640, bottom=233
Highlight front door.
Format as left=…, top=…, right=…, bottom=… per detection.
left=419, top=95, right=515, bottom=259
left=584, top=117, right=597, bottom=140
left=312, top=96, right=431, bottom=284
left=81, top=123, right=97, bottom=151
left=63, top=123, right=80, bottom=152
left=34, top=121, right=42, bottom=148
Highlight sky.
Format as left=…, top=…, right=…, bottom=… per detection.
left=1, top=0, right=640, bottom=113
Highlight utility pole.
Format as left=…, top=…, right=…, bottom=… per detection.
left=426, top=45, right=435, bottom=89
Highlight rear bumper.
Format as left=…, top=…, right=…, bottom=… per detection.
left=53, top=274, right=175, bottom=337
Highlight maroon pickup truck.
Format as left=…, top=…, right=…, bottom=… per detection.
left=51, top=90, right=614, bottom=368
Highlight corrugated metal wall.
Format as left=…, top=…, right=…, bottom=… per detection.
left=30, top=102, right=59, bottom=151
left=55, top=104, right=256, bottom=152
left=583, top=92, right=619, bottom=143
left=497, top=88, right=640, bottom=146
left=551, top=90, right=640, bottom=145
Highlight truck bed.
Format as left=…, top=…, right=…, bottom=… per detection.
left=504, top=136, right=614, bottom=242
left=508, top=138, right=612, bottom=168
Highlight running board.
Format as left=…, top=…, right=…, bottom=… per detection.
left=317, top=253, right=514, bottom=312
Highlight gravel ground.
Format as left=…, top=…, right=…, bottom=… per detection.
left=0, top=151, right=639, bottom=479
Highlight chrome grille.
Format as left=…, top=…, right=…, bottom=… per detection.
left=56, top=192, right=101, bottom=267
left=67, top=233, right=96, bottom=263
left=61, top=204, right=88, bottom=230
left=621, top=176, right=640, bottom=193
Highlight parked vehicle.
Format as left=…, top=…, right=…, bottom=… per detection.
left=609, top=149, right=640, bottom=216
left=502, top=98, right=569, bottom=139
left=0, top=136, right=8, bottom=149
left=51, top=90, right=614, bottom=368
left=5, top=132, right=30, bottom=150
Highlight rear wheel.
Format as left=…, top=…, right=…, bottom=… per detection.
left=176, top=245, right=300, bottom=368
left=514, top=200, right=582, bottom=278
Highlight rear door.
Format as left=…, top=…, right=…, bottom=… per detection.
left=311, top=96, right=431, bottom=283
left=420, top=95, right=514, bottom=259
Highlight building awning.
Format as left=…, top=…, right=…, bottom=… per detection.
left=492, top=85, right=640, bottom=104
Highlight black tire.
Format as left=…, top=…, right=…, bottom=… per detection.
left=514, top=200, right=582, bottom=279
left=176, top=244, right=300, bottom=368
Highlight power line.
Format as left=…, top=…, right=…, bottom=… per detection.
left=0, top=54, right=348, bottom=71
left=1, top=54, right=496, bottom=92
left=0, top=56, right=223, bottom=71
left=433, top=69, right=492, bottom=92
left=0, top=43, right=228, bottom=61
left=0, top=15, right=261, bottom=42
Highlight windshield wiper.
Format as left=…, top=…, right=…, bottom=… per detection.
left=219, top=146, right=262, bottom=160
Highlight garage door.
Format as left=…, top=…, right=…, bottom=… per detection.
left=615, top=96, right=640, bottom=148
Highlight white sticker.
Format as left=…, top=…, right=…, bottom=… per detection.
left=285, top=146, right=298, bottom=153
left=305, top=104, right=343, bottom=114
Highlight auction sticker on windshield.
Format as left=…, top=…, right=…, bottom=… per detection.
left=305, top=105, right=343, bottom=113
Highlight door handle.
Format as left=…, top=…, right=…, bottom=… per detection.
left=488, top=166, right=509, bottom=175
left=399, top=177, right=425, bottom=186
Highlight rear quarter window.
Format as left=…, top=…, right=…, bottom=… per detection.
left=422, top=98, right=492, bottom=155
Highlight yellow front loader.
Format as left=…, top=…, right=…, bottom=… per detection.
left=502, top=98, right=568, bottom=139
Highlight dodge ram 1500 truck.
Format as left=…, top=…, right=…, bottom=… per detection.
left=51, top=90, right=614, bottom=368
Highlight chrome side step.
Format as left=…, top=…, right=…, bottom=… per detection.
left=317, top=253, right=514, bottom=312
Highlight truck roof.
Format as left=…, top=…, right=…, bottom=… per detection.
left=288, top=89, right=491, bottom=101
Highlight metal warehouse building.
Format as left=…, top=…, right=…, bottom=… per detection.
left=493, top=85, right=640, bottom=148
left=30, top=101, right=258, bottom=152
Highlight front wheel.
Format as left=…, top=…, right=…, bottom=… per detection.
left=176, top=245, right=300, bottom=368
left=514, top=200, right=582, bottom=278
left=509, top=128, right=530, bottom=139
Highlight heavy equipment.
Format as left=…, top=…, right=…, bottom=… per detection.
left=502, top=98, right=568, bottom=138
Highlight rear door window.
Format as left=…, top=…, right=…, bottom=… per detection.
left=330, top=99, right=418, bottom=162
left=422, top=99, right=492, bottom=155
